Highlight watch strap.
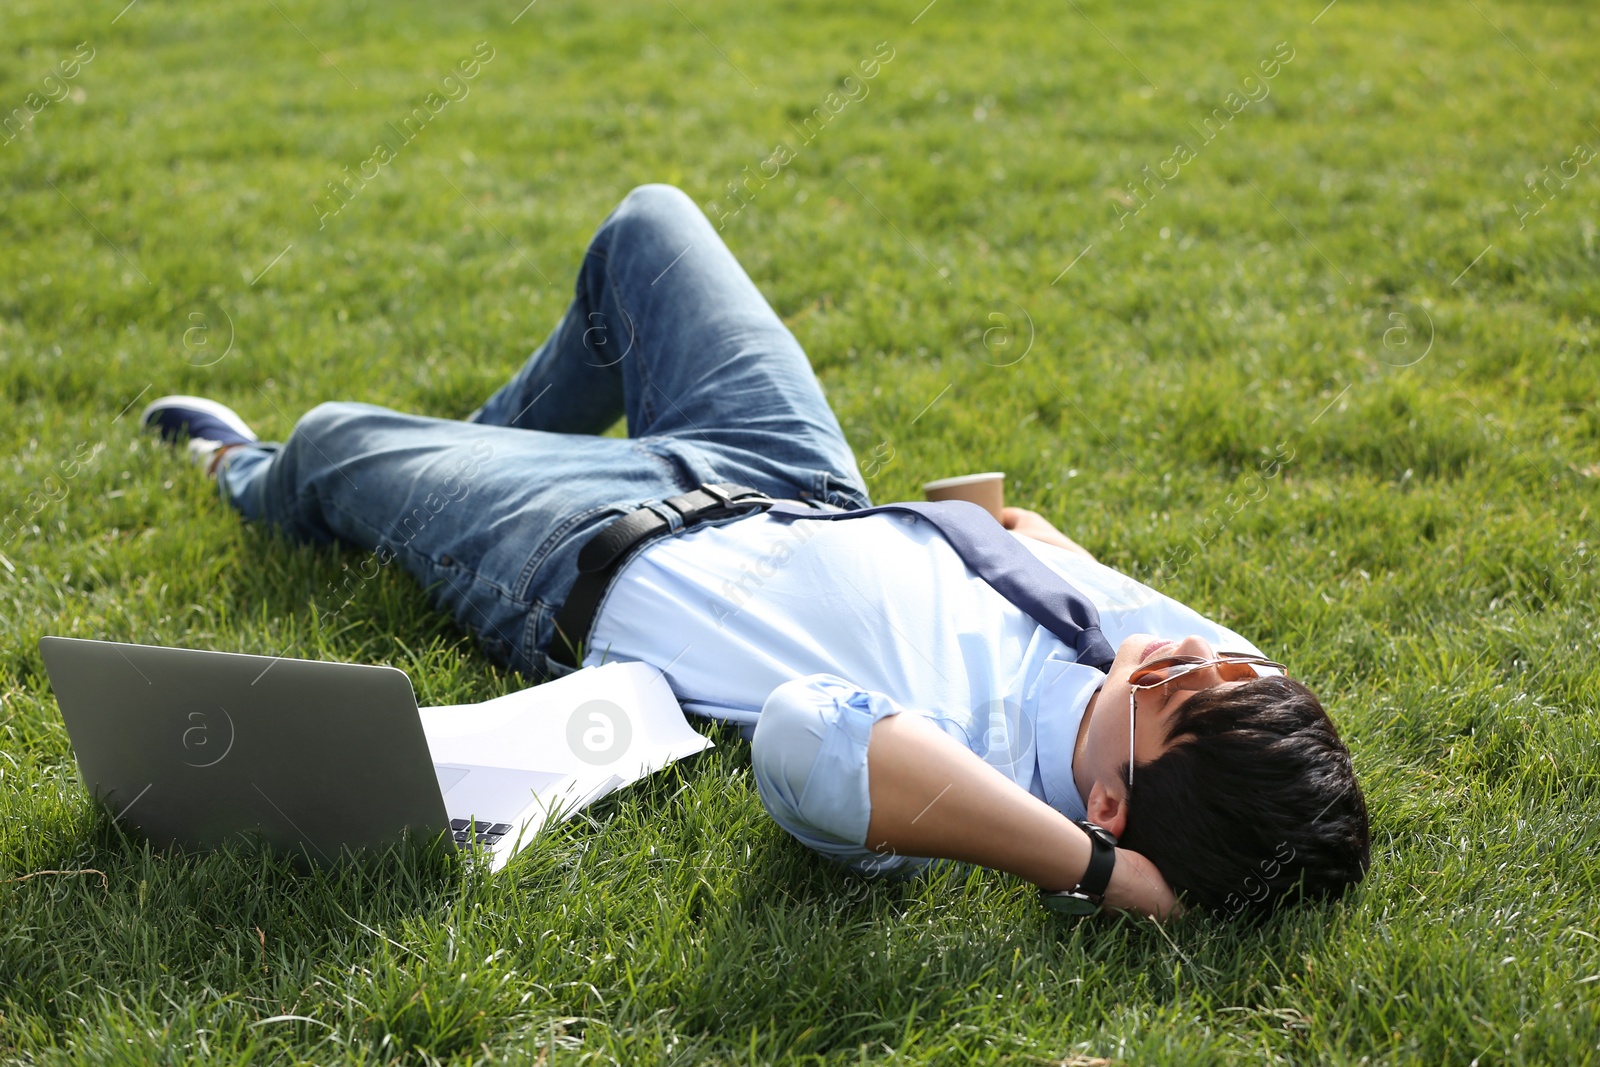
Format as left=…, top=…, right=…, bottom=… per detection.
left=1072, top=819, right=1117, bottom=899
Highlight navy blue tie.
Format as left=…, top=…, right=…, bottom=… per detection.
left=765, top=499, right=1117, bottom=672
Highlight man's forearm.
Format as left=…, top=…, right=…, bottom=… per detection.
left=862, top=711, right=1091, bottom=888
left=862, top=712, right=1178, bottom=917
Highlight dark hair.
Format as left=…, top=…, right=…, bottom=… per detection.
left=1115, top=675, right=1369, bottom=918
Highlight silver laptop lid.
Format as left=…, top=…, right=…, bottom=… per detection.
left=38, top=636, right=450, bottom=864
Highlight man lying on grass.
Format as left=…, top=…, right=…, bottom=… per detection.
left=140, top=184, right=1369, bottom=921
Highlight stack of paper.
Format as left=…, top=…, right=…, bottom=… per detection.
left=419, top=661, right=714, bottom=870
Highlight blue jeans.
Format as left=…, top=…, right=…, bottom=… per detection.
left=219, top=183, right=871, bottom=681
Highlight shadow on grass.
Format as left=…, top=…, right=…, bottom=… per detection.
left=675, top=790, right=1357, bottom=1057
left=3, top=737, right=1356, bottom=1064
left=216, top=524, right=480, bottom=665
left=1, top=805, right=503, bottom=1051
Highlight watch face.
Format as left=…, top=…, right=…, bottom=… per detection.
left=1039, top=890, right=1101, bottom=917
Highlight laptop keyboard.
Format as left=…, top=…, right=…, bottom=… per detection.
left=450, top=818, right=513, bottom=847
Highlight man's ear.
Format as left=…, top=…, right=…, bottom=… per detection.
left=1086, top=780, right=1129, bottom=840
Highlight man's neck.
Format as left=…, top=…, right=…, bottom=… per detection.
left=1070, top=685, right=1101, bottom=808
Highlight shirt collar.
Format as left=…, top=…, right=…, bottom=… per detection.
left=1024, top=650, right=1104, bottom=822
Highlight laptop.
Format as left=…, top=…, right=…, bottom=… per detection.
left=38, top=636, right=571, bottom=866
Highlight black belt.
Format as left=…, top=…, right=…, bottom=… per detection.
left=549, top=482, right=778, bottom=669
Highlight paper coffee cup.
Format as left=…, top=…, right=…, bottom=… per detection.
left=923, top=472, right=1005, bottom=521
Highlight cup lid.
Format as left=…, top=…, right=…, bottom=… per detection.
left=922, top=472, right=1005, bottom=490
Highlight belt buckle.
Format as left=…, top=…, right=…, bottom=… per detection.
left=699, top=482, right=774, bottom=510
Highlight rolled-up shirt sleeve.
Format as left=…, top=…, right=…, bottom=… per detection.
left=750, top=673, right=937, bottom=879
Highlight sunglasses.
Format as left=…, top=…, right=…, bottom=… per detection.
left=1124, top=652, right=1288, bottom=789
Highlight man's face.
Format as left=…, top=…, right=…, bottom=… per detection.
left=1082, top=633, right=1253, bottom=796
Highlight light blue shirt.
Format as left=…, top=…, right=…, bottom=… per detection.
left=583, top=511, right=1264, bottom=825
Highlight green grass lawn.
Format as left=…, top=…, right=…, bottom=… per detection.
left=4, top=0, right=1600, bottom=1061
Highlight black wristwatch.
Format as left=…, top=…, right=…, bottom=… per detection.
left=1039, top=819, right=1118, bottom=917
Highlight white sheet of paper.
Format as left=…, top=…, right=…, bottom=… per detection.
left=418, top=661, right=714, bottom=871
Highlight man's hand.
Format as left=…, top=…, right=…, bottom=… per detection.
left=999, top=507, right=1096, bottom=560
left=1106, top=847, right=1184, bottom=920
